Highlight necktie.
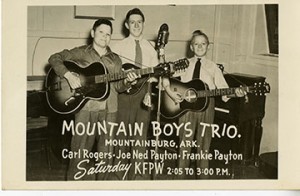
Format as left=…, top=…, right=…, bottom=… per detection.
left=135, top=40, right=142, bottom=67
left=192, top=58, right=201, bottom=79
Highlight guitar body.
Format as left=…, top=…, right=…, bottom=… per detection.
left=45, top=61, right=109, bottom=114
left=45, top=58, right=189, bottom=114
left=161, top=77, right=271, bottom=119
left=161, top=78, right=210, bottom=119
left=121, top=63, right=150, bottom=95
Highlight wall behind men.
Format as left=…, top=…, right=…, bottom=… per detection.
left=28, top=5, right=216, bottom=75
left=27, top=4, right=278, bottom=154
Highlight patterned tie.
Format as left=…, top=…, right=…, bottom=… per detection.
left=135, top=40, right=142, bottom=67
left=192, top=58, right=201, bottom=79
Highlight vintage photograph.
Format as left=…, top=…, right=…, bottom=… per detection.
left=25, top=4, right=278, bottom=182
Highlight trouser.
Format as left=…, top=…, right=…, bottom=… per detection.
left=178, top=98, right=215, bottom=179
left=67, top=110, right=116, bottom=180
left=114, top=84, right=151, bottom=180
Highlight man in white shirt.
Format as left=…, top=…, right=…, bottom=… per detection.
left=111, top=8, right=159, bottom=180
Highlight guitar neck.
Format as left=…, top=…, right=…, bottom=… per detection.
left=92, top=58, right=188, bottom=84
left=197, top=86, right=249, bottom=97
left=94, top=67, right=154, bottom=83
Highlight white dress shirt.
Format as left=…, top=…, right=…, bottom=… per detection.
left=111, top=35, right=159, bottom=68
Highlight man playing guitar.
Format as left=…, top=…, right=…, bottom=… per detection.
left=48, top=19, right=138, bottom=180
left=162, top=30, right=246, bottom=179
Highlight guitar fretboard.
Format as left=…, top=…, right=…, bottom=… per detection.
left=197, top=87, right=249, bottom=97
left=94, top=67, right=154, bottom=83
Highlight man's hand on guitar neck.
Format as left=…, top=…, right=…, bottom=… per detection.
left=124, top=71, right=140, bottom=86
left=64, top=71, right=81, bottom=89
left=224, top=87, right=247, bottom=103
left=226, top=87, right=247, bottom=99
left=235, top=87, right=247, bottom=97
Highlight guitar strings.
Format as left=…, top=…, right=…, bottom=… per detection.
left=116, top=51, right=248, bottom=89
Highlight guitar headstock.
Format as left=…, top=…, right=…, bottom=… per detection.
left=173, top=58, right=189, bottom=72
left=249, top=82, right=271, bottom=96
left=156, top=58, right=189, bottom=76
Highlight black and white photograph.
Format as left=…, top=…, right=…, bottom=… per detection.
left=2, top=0, right=300, bottom=190
left=25, top=3, right=277, bottom=181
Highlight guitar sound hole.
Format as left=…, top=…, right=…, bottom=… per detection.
left=184, top=89, right=197, bottom=103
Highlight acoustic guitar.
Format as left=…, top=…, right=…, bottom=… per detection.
left=45, top=59, right=189, bottom=114
left=160, top=78, right=271, bottom=119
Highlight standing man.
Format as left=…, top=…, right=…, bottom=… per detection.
left=111, top=8, right=159, bottom=180
left=163, top=30, right=245, bottom=179
left=49, top=19, right=138, bottom=180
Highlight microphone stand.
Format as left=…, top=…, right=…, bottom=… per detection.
left=153, top=46, right=166, bottom=180
left=156, top=47, right=166, bottom=123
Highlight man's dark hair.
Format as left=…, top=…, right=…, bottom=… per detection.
left=125, top=8, right=145, bottom=23
left=191, top=30, right=209, bottom=44
left=92, top=19, right=113, bottom=33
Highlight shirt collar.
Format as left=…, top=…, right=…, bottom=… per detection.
left=193, top=55, right=206, bottom=62
left=86, top=44, right=112, bottom=56
left=129, top=34, right=143, bottom=42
